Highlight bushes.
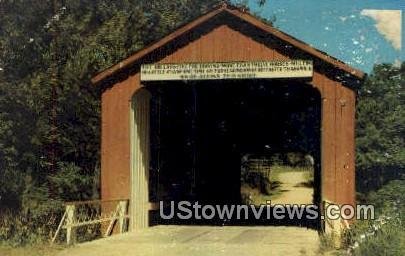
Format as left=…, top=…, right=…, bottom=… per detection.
left=0, top=210, right=61, bottom=246
left=243, top=172, right=272, bottom=195
left=0, top=182, right=62, bottom=246
left=48, top=162, right=96, bottom=202
left=0, top=162, right=98, bottom=246
left=353, top=221, right=404, bottom=256
left=342, top=179, right=405, bottom=255
left=343, top=217, right=404, bottom=256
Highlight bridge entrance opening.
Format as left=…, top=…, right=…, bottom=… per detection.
left=138, top=79, right=321, bottom=228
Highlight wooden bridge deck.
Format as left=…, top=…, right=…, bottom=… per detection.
left=58, top=226, right=320, bottom=256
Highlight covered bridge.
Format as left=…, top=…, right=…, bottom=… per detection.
left=92, top=3, right=364, bottom=233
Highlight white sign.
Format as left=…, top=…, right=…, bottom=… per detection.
left=140, top=60, right=313, bottom=81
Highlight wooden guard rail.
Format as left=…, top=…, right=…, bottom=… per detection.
left=51, top=199, right=130, bottom=245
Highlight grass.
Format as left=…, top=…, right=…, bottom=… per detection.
left=0, top=244, right=65, bottom=256
left=0, top=209, right=68, bottom=255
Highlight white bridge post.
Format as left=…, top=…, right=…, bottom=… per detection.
left=118, top=200, right=128, bottom=233
left=66, top=204, right=77, bottom=245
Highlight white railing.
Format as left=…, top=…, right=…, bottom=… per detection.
left=51, top=199, right=129, bottom=245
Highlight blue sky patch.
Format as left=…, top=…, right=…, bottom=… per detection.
left=235, top=0, right=404, bottom=73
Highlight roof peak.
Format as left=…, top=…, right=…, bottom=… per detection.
left=92, top=3, right=364, bottom=85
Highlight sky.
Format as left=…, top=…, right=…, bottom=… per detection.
left=238, top=0, right=404, bottom=73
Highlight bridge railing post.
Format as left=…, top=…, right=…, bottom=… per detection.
left=66, top=204, right=77, bottom=245
left=118, top=200, right=128, bottom=233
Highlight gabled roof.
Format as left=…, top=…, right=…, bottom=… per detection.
left=92, top=3, right=365, bottom=85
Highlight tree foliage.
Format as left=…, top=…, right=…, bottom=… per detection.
left=356, top=63, right=405, bottom=193
left=0, top=0, right=223, bottom=211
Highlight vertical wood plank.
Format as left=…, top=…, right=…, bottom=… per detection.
left=131, top=89, right=151, bottom=230
left=335, top=85, right=356, bottom=206
left=118, top=200, right=128, bottom=233
left=66, top=204, right=76, bottom=245
left=318, top=74, right=337, bottom=203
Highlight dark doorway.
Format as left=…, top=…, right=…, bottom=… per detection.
left=146, top=79, right=321, bottom=228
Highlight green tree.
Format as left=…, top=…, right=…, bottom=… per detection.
left=0, top=0, right=227, bottom=210
left=356, top=62, right=405, bottom=193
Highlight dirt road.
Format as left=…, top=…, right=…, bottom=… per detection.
left=271, top=171, right=313, bottom=205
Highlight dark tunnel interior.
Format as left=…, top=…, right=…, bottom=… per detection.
left=145, top=79, right=322, bottom=228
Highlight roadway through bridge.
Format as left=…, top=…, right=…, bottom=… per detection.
left=58, top=226, right=320, bottom=256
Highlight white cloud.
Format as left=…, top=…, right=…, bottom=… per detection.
left=360, top=9, right=402, bottom=50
